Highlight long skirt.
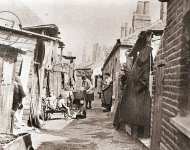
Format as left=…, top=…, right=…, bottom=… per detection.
left=102, top=86, right=112, bottom=108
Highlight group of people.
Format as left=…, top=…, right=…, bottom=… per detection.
left=44, top=75, right=94, bottom=120
left=73, top=75, right=94, bottom=119
left=11, top=71, right=114, bottom=126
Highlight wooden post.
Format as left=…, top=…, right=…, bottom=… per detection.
left=151, top=63, right=164, bottom=150
left=0, top=59, right=15, bottom=134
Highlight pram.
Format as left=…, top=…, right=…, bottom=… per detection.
left=72, top=90, right=86, bottom=119
left=41, top=96, right=70, bottom=121
left=72, top=90, right=85, bottom=109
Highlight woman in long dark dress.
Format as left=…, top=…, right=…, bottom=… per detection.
left=102, top=73, right=113, bottom=112
left=113, top=63, right=131, bottom=130
left=124, top=46, right=152, bottom=138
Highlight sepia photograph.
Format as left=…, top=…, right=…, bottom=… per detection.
left=0, top=0, right=189, bottom=150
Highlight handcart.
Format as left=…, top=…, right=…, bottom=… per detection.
left=72, top=90, right=87, bottom=119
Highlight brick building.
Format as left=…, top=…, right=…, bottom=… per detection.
left=150, top=1, right=190, bottom=150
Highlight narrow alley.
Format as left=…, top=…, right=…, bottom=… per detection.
left=32, top=99, right=145, bottom=150
left=1, top=1, right=190, bottom=150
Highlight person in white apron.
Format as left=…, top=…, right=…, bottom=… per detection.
left=81, top=76, right=93, bottom=109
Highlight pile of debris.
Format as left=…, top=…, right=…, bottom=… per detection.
left=0, top=133, right=17, bottom=145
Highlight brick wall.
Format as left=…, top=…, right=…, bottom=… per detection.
left=155, top=0, right=190, bottom=150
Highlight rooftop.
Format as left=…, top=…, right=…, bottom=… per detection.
left=23, top=24, right=60, bottom=37
left=0, top=25, right=60, bottom=41
left=102, top=39, right=133, bottom=70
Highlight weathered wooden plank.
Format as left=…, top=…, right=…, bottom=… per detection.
left=151, top=66, right=164, bottom=150
left=0, top=59, right=15, bottom=134
left=0, top=83, right=14, bottom=134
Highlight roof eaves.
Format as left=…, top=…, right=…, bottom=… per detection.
left=102, top=39, right=132, bottom=70
left=0, top=25, right=60, bottom=41
left=23, top=24, right=58, bottom=30
left=0, top=44, right=26, bottom=54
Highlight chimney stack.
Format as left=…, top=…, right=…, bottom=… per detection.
left=136, top=1, right=144, bottom=14
left=132, top=0, right=151, bottom=32
left=144, top=1, right=150, bottom=15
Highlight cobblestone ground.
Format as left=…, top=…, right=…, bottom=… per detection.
left=32, top=99, right=146, bottom=150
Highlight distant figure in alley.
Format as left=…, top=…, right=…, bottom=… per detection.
left=102, top=73, right=113, bottom=112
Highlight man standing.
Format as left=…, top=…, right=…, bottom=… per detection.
left=81, top=76, right=93, bottom=109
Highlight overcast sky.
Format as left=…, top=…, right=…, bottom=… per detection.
left=20, top=0, right=160, bottom=62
